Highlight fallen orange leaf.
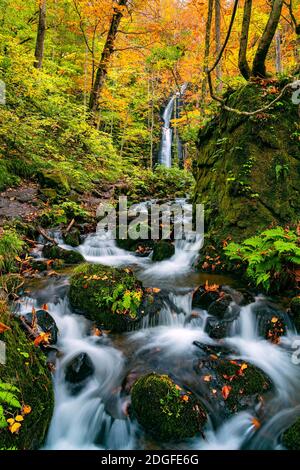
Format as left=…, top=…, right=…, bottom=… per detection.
left=0, top=322, right=10, bottom=334
left=222, top=385, right=232, bottom=400
left=34, top=332, right=51, bottom=347
left=252, top=417, right=261, bottom=429
left=22, top=405, right=32, bottom=415
left=203, top=375, right=212, bottom=382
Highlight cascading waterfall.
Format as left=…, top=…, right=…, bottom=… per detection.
left=15, top=198, right=300, bottom=450
left=159, top=84, right=187, bottom=168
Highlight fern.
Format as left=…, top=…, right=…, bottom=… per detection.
left=224, top=226, right=300, bottom=292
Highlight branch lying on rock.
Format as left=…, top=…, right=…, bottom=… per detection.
left=19, top=315, right=58, bottom=352
left=208, top=74, right=300, bottom=116
left=65, top=218, right=75, bottom=233
left=37, top=226, right=58, bottom=245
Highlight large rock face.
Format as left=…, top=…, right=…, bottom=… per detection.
left=193, top=82, right=300, bottom=243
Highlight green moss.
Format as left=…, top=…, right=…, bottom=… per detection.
left=131, top=373, right=206, bottom=441
left=43, top=245, right=84, bottom=264
left=69, top=263, right=145, bottom=332
left=216, top=360, right=271, bottom=410
left=63, top=229, right=81, bottom=247
left=193, top=82, right=300, bottom=244
left=152, top=241, right=175, bottom=262
left=0, top=302, right=54, bottom=450
left=282, top=418, right=300, bottom=450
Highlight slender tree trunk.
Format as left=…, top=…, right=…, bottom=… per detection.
left=252, top=0, right=284, bottom=78
left=238, top=0, right=252, bottom=80
left=34, top=0, right=47, bottom=69
left=215, top=0, right=222, bottom=92
left=89, top=0, right=128, bottom=115
left=202, top=0, right=214, bottom=102
left=275, top=31, right=282, bottom=74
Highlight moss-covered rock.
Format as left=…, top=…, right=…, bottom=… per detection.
left=63, top=228, right=81, bottom=247
left=152, top=241, right=175, bottom=262
left=0, top=301, right=54, bottom=450
left=42, top=244, right=84, bottom=264
left=69, top=264, right=153, bottom=332
left=131, top=373, right=206, bottom=441
left=282, top=417, right=300, bottom=450
left=215, top=359, right=271, bottom=412
left=290, top=297, right=300, bottom=331
left=193, top=82, right=300, bottom=244
left=38, top=169, right=70, bottom=194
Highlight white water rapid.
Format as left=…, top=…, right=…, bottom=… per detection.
left=15, top=201, right=300, bottom=451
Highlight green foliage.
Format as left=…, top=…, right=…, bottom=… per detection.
left=0, top=229, right=24, bottom=274
left=40, top=201, right=89, bottom=227
left=0, top=383, right=21, bottom=428
left=224, top=227, right=300, bottom=292
left=122, top=165, right=194, bottom=202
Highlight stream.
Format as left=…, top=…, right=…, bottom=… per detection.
left=14, top=203, right=300, bottom=451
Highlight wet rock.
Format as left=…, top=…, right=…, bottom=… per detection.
left=252, top=302, right=287, bottom=342
left=63, top=228, right=81, bottom=247
left=131, top=373, right=206, bottom=441
left=290, top=297, right=300, bottom=331
left=65, top=353, right=94, bottom=384
left=207, top=294, right=233, bottom=319
left=282, top=417, right=300, bottom=450
left=192, top=286, right=220, bottom=311
left=38, top=169, right=70, bottom=194
left=152, top=241, right=175, bottom=262
left=43, top=244, right=84, bottom=264
left=194, top=356, right=272, bottom=417
left=23, top=309, right=59, bottom=344
left=69, top=264, right=159, bottom=332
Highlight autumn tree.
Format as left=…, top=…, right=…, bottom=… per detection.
left=89, top=0, right=129, bottom=115
left=34, top=0, right=47, bottom=69
left=252, top=0, right=284, bottom=77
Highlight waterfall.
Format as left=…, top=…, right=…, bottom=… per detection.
left=159, top=84, right=187, bottom=168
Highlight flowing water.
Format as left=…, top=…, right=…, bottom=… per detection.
left=159, top=85, right=187, bottom=168
left=15, top=202, right=300, bottom=450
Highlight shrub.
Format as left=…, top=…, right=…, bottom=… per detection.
left=0, top=229, right=24, bottom=274
left=224, top=227, right=300, bottom=292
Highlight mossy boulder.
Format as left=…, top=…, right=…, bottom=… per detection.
left=63, top=228, right=81, bottom=247
left=282, top=417, right=300, bottom=450
left=69, top=264, right=155, bottom=332
left=43, top=244, right=84, bottom=264
left=131, top=373, right=206, bottom=441
left=290, top=297, right=300, bottom=331
left=152, top=241, right=175, bottom=262
left=38, top=169, right=70, bottom=194
left=0, top=302, right=54, bottom=450
left=215, top=359, right=271, bottom=412
left=193, top=82, right=300, bottom=244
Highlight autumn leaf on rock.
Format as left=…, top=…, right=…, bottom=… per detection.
left=22, top=405, right=32, bottom=415
left=252, top=417, right=261, bottom=429
left=203, top=375, right=212, bottom=382
left=222, top=385, right=232, bottom=400
left=34, top=332, right=51, bottom=347
left=204, top=280, right=219, bottom=292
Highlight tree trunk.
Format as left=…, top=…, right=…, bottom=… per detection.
left=34, top=0, right=47, bottom=69
left=215, top=0, right=222, bottom=92
left=89, top=0, right=128, bottom=115
left=252, top=0, right=284, bottom=78
left=202, top=0, right=214, bottom=102
left=275, top=31, right=282, bottom=74
left=238, top=0, right=252, bottom=80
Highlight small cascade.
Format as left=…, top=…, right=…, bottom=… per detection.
left=159, top=84, right=187, bottom=168
left=14, top=196, right=300, bottom=451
